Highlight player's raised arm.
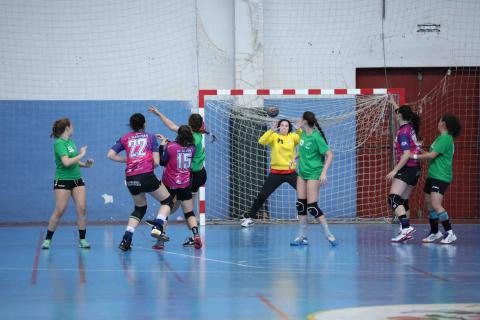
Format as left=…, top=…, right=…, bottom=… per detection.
left=148, top=106, right=179, bottom=133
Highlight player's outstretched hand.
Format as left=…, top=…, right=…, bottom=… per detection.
left=271, top=121, right=278, bottom=131
left=288, top=159, right=296, bottom=169
left=385, top=170, right=397, bottom=181
left=148, top=106, right=160, bottom=115
left=155, top=134, right=168, bottom=145
left=294, top=118, right=303, bottom=129
left=85, top=158, right=94, bottom=167
left=319, top=173, right=327, bottom=185
left=79, top=146, right=87, bottom=157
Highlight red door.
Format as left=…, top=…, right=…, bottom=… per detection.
left=356, top=67, right=479, bottom=220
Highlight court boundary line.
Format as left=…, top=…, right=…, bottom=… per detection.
left=30, top=229, right=43, bottom=284
left=258, top=294, right=290, bottom=319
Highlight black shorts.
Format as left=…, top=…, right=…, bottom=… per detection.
left=166, top=185, right=192, bottom=201
left=423, top=177, right=450, bottom=195
left=53, top=178, right=85, bottom=190
left=191, top=167, right=207, bottom=193
left=125, top=172, right=160, bottom=196
left=394, top=166, right=421, bottom=186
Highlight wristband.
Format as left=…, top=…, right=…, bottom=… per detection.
left=413, top=154, right=418, bottom=160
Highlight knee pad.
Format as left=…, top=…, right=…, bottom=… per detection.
left=130, top=205, right=147, bottom=222
left=388, top=194, right=404, bottom=211
left=438, top=211, right=449, bottom=222
left=402, top=199, right=409, bottom=212
left=307, top=202, right=324, bottom=218
left=428, top=210, right=438, bottom=220
left=184, top=211, right=196, bottom=220
left=160, top=196, right=174, bottom=210
left=296, top=199, right=307, bottom=216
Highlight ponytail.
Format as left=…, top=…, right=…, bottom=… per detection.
left=314, top=119, right=328, bottom=145
left=50, top=118, right=71, bottom=138
left=189, top=113, right=216, bottom=142
left=302, top=111, right=328, bottom=145
left=398, top=105, right=421, bottom=140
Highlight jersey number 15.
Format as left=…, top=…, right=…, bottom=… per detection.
left=177, top=152, right=192, bottom=170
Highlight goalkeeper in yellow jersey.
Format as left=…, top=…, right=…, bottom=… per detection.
left=241, top=119, right=300, bottom=227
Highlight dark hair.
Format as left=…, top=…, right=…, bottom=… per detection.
left=188, top=113, right=216, bottom=142
left=188, top=114, right=203, bottom=132
left=397, top=105, right=421, bottom=139
left=302, top=111, right=328, bottom=144
left=441, top=113, right=461, bottom=138
left=50, top=118, right=71, bottom=138
left=277, top=119, right=293, bottom=133
left=130, top=113, right=145, bottom=132
left=176, top=125, right=194, bottom=147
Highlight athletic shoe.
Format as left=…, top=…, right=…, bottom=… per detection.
left=240, top=218, right=254, bottom=228
left=145, top=219, right=163, bottom=228
left=290, top=236, right=309, bottom=246
left=78, top=239, right=91, bottom=249
left=182, top=237, right=195, bottom=247
left=440, top=231, right=457, bottom=244
left=391, top=226, right=416, bottom=243
left=150, top=227, right=163, bottom=239
left=146, top=219, right=170, bottom=241
left=41, top=239, right=51, bottom=250
left=422, top=232, right=443, bottom=243
left=152, top=239, right=165, bottom=250
left=327, top=234, right=339, bottom=246
left=193, top=235, right=202, bottom=249
left=118, top=236, right=132, bottom=251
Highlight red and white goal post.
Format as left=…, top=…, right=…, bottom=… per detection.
left=196, top=88, right=405, bottom=225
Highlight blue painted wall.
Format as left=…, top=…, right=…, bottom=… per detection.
left=0, top=100, right=191, bottom=222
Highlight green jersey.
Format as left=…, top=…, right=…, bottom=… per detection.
left=54, top=138, right=81, bottom=180
left=298, top=130, right=330, bottom=180
left=191, top=131, right=205, bottom=172
left=428, top=133, right=454, bottom=183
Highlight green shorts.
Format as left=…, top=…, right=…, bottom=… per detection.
left=298, top=169, right=321, bottom=181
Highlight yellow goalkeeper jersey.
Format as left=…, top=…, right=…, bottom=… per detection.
left=258, top=129, right=300, bottom=172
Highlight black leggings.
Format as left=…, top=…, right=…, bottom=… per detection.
left=246, top=172, right=297, bottom=218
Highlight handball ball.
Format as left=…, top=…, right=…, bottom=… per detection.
left=265, top=105, right=279, bottom=117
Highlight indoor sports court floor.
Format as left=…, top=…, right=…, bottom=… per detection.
left=1, top=223, right=479, bottom=319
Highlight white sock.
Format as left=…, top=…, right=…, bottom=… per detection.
left=156, top=213, right=168, bottom=221
left=126, top=226, right=135, bottom=233
left=299, top=215, right=308, bottom=237
left=321, top=220, right=332, bottom=237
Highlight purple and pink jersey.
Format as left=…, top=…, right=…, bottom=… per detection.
left=111, top=131, right=159, bottom=176
left=161, top=141, right=195, bottom=189
left=395, top=124, right=421, bottom=167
